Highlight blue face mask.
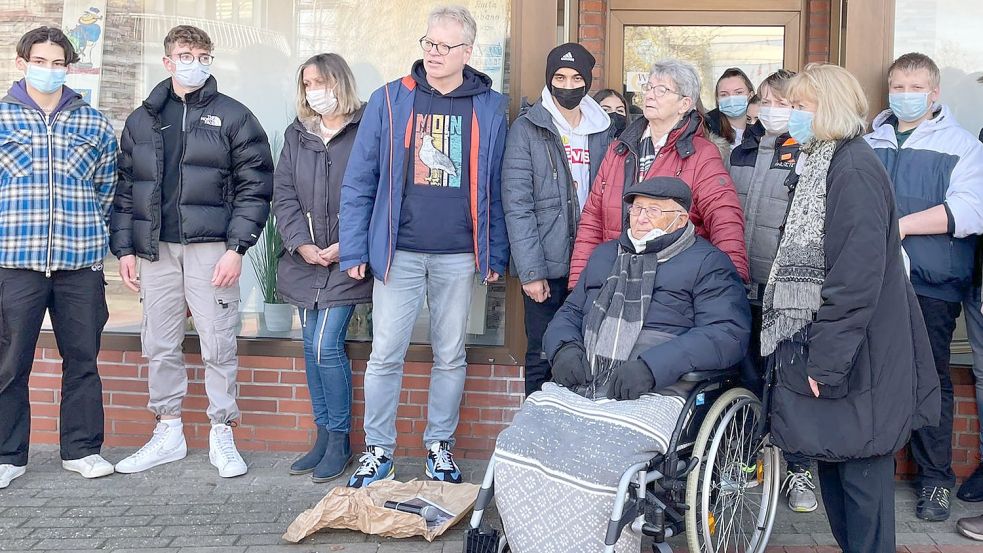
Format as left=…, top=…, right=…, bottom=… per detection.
left=718, top=95, right=749, bottom=118
left=25, top=64, right=67, bottom=94
left=889, top=92, right=930, bottom=122
left=788, top=109, right=815, bottom=144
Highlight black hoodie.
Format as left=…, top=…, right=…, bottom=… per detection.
left=396, top=60, right=492, bottom=254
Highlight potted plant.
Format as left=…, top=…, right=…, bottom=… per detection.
left=249, top=210, right=293, bottom=331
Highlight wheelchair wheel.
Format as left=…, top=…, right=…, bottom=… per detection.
left=684, top=388, right=780, bottom=552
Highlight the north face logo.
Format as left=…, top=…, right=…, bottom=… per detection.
left=560, top=51, right=575, bottom=62
left=200, top=115, right=222, bottom=127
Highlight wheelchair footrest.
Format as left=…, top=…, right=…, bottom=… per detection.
left=465, top=527, right=504, bottom=553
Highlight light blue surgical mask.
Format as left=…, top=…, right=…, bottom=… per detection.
left=718, top=95, right=749, bottom=118
left=788, top=109, right=815, bottom=144
left=889, top=92, right=930, bottom=123
left=25, top=64, right=67, bottom=94
left=173, top=60, right=210, bottom=90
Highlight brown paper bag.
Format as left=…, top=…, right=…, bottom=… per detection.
left=281, top=479, right=480, bottom=542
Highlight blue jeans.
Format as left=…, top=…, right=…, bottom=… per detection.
left=964, top=286, right=983, bottom=458
left=362, top=251, right=475, bottom=454
left=299, top=305, right=356, bottom=432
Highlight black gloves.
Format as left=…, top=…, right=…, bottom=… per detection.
left=551, top=342, right=591, bottom=388
left=607, top=359, right=656, bottom=400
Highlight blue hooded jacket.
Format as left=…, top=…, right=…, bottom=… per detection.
left=340, top=64, right=509, bottom=282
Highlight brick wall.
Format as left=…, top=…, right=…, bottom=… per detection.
left=28, top=348, right=523, bottom=460
left=805, top=0, right=832, bottom=63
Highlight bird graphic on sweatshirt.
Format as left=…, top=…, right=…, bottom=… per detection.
left=419, top=134, right=458, bottom=177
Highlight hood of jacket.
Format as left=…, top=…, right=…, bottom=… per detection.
left=293, top=103, right=366, bottom=142
left=3, top=80, right=86, bottom=116
left=539, top=85, right=611, bottom=136
left=410, top=60, right=493, bottom=98
left=867, top=104, right=960, bottom=147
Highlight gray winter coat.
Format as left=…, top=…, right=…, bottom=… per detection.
left=272, top=108, right=372, bottom=310
left=728, top=123, right=799, bottom=288
left=502, top=101, right=613, bottom=284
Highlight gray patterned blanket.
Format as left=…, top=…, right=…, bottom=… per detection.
left=493, top=383, right=684, bottom=553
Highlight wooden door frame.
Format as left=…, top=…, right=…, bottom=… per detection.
left=606, top=9, right=804, bottom=93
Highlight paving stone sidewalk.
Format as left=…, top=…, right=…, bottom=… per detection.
left=0, top=445, right=980, bottom=552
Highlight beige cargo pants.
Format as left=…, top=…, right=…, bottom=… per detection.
left=140, top=242, right=241, bottom=423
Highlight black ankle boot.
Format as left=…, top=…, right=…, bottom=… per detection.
left=289, top=426, right=329, bottom=475
left=312, top=431, right=353, bottom=483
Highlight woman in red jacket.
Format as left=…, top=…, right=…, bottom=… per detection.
left=569, top=59, right=748, bottom=288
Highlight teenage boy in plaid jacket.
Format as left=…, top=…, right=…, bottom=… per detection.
left=0, top=26, right=118, bottom=490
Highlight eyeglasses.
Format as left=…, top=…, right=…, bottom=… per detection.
left=641, top=83, right=683, bottom=98
left=419, top=37, right=469, bottom=56
left=170, top=52, right=215, bottom=66
left=628, top=205, right=685, bottom=218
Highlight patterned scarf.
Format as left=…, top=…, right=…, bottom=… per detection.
left=760, top=139, right=837, bottom=356
left=582, top=223, right=696, bottom=398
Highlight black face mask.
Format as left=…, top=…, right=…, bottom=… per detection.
left=609, top=112, right=627, bottom=136
left=551, top=85, right=587, bottom=110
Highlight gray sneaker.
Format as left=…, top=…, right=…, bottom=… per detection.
left=957, top=514, right=983, bottom=541
left=783, top=469, right=818, bottom=512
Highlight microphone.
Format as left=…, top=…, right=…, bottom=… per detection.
left=383, top=500, right=440, bottom=522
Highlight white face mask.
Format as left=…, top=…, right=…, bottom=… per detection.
left=172, top=60, right=210, bottom=90
left=758, top=105, right=792, bottom=135
left=306, top=87, right=338, bottom=115
left=628, top=213, right=681, bottom=253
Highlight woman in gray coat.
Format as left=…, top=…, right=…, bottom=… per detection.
left=273, top=53, right=371, bottom=483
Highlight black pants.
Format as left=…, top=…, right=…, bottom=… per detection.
left=817, top=455, right=896, bottom=553
left=750, top=301, right=811, bottom=472
left=910, top=294, right=961, bottom=488
left=522, top=277, right=570, bottom=396
left=0, top=267, right=108, bottom=465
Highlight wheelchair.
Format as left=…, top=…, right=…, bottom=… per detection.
left=464, top=368, right=781, bottom=553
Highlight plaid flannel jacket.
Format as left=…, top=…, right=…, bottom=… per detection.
left=0, top=94, right=118, bottom=274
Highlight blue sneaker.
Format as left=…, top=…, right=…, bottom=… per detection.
left=426, top=441, right=462, bottom=483
left=347, top=446, right=395, bottom=488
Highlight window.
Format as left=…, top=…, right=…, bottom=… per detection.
left=2, top=0, right=511, bottom=346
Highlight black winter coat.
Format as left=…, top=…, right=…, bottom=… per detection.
left=111, top=77, right=274, bottom=260
left=272, top=110, right=372, bottom=310
left=543, top=232, right=751, bottom=389
left=768, top=136, right=941, bottom=462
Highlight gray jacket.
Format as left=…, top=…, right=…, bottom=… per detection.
left=502, top=100, right=613, bottom=284
left=272, top=108, right=372, bottom=310
left=728, top=123, right=799, bottom=289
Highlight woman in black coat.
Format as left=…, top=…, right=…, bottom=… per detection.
left=764, top=63, right=940, bottom=553
left=272, top=53, right=371, bottom=483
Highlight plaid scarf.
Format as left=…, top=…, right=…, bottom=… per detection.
left=582, top=223, right=696, bottom=398
left=760, top=139, right=837, bottom=356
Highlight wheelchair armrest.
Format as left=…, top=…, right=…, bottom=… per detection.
left=678, top=368, right=739, bottom=382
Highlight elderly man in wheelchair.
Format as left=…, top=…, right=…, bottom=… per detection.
left=466, top=177, right=782, bottom=553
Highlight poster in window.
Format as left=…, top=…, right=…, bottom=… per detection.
left=61, top=0, right=108, bottom=108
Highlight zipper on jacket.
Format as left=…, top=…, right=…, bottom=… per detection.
left=42, top=113, right=56, bottom=277
left=177, top=101, right=188, bottom=243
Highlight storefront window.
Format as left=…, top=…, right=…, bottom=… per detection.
left=622, top=25, right=786, bottom=109
left=2, top=0, right=510, bottom=345
left=894, top=0, right=983, bottom=358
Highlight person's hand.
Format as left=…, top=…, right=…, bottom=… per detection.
left=297, top=244, right=328, bottom=266
left=119, top=254, right=140, bottom=293
left=608, top=359, right=656, bottom=401
left=320, top=243, right=340, bottom=264
left=347, top=263, right=367, bottom=280
left=898, top=216, right=909, bottom=240
left=808, top=376, right=821, bottom=398
left=522, top=279, right=550, bottom=303
left=551, top=342, right=591, bottom=388
left=212, top=250, right=243, bottom=288
left=486, top=270, right=500, bottom=283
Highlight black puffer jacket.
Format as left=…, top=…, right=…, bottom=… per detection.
left=768, top=136, right=941, bottom=462
left=111, top=77, right=273, bottom=260
left=272, top=110, right=372, bottom=310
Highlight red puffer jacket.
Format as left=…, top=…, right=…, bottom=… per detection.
left=569, top=111, right=749, bottom=288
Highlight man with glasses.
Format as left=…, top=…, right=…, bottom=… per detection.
left=0, top=26, right=118, bottom=489
left=111, top=25, right=273, bottom=478
left=340, top=5, right=508, bottom=487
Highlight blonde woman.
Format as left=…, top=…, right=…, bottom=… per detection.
left=273, top=53, right=371, bottom=483
left=763, top=63, right=939, bottom=553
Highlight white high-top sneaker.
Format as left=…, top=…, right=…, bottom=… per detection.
left=62, top=454, right=115, bottom=479
left=115, top=421, right=187, bottom=474
left=209, top=424, right=247, bottom=478
left=0, top=464, right=26, bottom=489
